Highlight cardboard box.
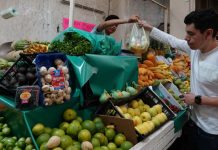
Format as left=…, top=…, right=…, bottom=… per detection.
left=98, top=115, right=138, bottom=144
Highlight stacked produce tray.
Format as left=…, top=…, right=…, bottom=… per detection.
left=96, top=87, right=175, bottom=141
left=0, top=54, right=37, bottom=97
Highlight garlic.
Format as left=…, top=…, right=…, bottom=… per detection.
left=57, top=90, right=64, bottom=97
left=65, top=87, right=72, bottom=94
left=54, top=59, right=64, bottom=66
left=65, top=81, right=69, bottom=87
left=62, top=66, right=69, bottom=74
left=42, top=85, right=50, bottom=92
left=39, top=66, right=47, bottom=76
left=65, top=74, right=70, bottom=80
left=48, top=67, right=56, bottom=74
left=45, top=74, right=52, bottom=83
left=65, top=94, right=71, bottom=101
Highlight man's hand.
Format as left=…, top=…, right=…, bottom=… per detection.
left=128, top=15, right=139, bottom=23
left=181, top=92, right=195, bottom=105
left=138, top=20, right=153, bottom=32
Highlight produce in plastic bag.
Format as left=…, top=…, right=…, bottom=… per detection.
left=129, top=23, right=150, bottom=56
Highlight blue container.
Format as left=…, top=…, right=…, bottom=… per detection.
left=35, top=52, right=68, bottom=105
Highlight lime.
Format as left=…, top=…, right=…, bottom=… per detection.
left=105, top=128, right=116, bottom=141
left=60, top=135, right=73, bottom=149
left=25, top=144, right=34, bottom=150
left=2, top=127, right=10, bottom=135
left=0, top=143, right=3, bottom=149
left=78, top=129, right=91, bottom=142
left=95, top=122, right=105, bottom=133
left=59, top=122, right=70, bottom=132
left=32, top=123, right=45, bottom=136
left=120, top=141, right=133, bottom=150
left=39, top=142, right=49, bottom=150
left=82, top=120, right=96, bottom=134
left=12, top=146, right=22, bottom=150
left=44, top=127, right=52, bottom=135
left=94, top=147, right=103, bottom=150
left=66, top=121, right=82, bottom=137
left=72, top=141, right=81, bottom=149
left=63, top=109, right=77, bottom=122
left=52, top=147, right=63, bottom=150
left=52, top=129, right=65, bottom=137
left=114, top=134, right=126, bottom=146
left=107, top=142, right=117, bottom=150
left=94, top=133, right=107, bottom=146
left=93, top=117, right=103, bottom=124
left=66, top=145, right=80, bottom=150
left=76, top=116, right=83, bottom=123
left=36, top=133, right=50, bottom=146
left=91, top=138, right=100, bottom=147
left=101, top=146, right=109, bottom=150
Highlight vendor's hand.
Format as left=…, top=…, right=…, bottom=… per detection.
left=181, top=92, right=195, bottom=105
left=138, top=20, right=153, bottom=32
left=128, top=15, right=140, bottom=23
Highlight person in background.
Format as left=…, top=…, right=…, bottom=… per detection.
left=138, top=9, right=218, bottom=150
left=91, top=14, right=139, bottom=35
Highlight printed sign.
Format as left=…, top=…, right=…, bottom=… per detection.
left=62, top=18, right=95, bottom=32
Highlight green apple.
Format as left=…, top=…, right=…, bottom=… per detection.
left=132, top=116, right=142, bottom=126
left=140, top=112, right=151, bottom=122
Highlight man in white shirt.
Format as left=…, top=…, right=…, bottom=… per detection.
left=139, top=9, right=218, bottom=150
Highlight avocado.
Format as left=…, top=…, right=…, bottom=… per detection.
left=17, top=74, right=26, bottom=85
left=18, top=67, right=26, bottom=73
left=26, top=72, right=35, bottom=81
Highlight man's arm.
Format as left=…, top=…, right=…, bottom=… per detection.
left=138, top=20, right=192, bottom=54
left=184, top=93, right=218, bottom=107
left=96, top=15, right=139, bottom=32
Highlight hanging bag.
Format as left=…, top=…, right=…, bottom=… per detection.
left=129, top=23, right=150, bottom=57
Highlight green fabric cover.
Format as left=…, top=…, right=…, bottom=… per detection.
left=67, top=54, right=138, bottom=105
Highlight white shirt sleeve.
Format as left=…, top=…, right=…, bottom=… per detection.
left=150, top=27, right=192, bottom=54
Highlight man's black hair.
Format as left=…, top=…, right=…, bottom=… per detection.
left=184, top=9, right=218, bottom=37
left=105, top=15, right=119, bottom=21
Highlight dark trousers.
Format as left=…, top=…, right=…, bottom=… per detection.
left=168, top=120, right=218, bottom=150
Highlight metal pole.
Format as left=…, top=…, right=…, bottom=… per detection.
left=69, top=0, right=74, bottom=27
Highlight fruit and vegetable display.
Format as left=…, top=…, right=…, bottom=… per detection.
left=116, top=99, right=168, bottom=135
left=10, top=40, right=49, bottom=55
left=170, top=53, right=190, bottom=77
left=138, top=52, right=173, bottom=87
left=38, top=58, right=72, bottom=106
left=99, top=83, right=140, bottom=104
left=167, top=88, right=186, bottom=108
left=49, top=32, right=92, bottom=55
left=0, top=116, right=34, bottom=150
left=31, top=108, right=134, bottom=150
left=173, top=78, right=190, bottom=94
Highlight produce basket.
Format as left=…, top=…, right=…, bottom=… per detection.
left=96, top=87, right=175, bottom=141
left=34, top=52, right=70, bottom=106
left=0, top=54, right=37, bottom=97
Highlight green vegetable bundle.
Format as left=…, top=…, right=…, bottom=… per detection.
left=49, top=32, right=92, bottom=55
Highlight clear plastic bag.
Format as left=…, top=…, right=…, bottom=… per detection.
left=129, top=23, right=150, bottom=56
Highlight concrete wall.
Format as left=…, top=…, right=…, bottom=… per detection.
left=0, top=0, right=166, bottom=47
left=169, top=0, right=195, bottom=39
